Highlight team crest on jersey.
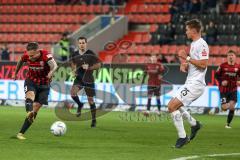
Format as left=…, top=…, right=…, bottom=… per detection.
left=202, top=49, right=207, bottom=56
left=235, top=68, right=238, bottom=72
left=224, top=68, right=228, bottom=71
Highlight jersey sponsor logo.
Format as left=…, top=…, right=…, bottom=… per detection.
left=225, top=72, right=237, bottom=77
left=29, top=66, right=44, bottom=70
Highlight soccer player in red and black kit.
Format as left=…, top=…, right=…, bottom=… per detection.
left=13, top=42, right=58, bottom=140
left=70, top=37, right=101, bottom=127
left=215, top=50, right=240, bottom=128
left=144, top=54, right=164, bottom=116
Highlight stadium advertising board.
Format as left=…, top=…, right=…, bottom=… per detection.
left=1, top=62, right=239, bottom=108
left=0, top=80, right=239, bottom=108
left=0, top=62, right=219, bottom=85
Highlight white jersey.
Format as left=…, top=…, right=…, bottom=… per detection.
left=186, top=38, right=209, bottom=85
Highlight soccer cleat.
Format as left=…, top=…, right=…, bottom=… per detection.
left=91, top=120, right=96, bottom=128
left=76, top=105, right=82, bottom=117
left=225, top=125, right=232, bottom=129
left=190, top=121, right=202, bottom=140
left=175, top=136, right=190, bottom=148
left=16, top=133, right=26, bottom=140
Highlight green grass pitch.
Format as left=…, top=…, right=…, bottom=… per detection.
left=0, top=106, right=240, bottom=160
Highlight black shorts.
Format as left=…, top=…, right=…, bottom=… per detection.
left=220, top=91, right=237, bottom=104
left=73, top=78, right=95, bottom=97
left=147, top=86, right=161, bottom=96
left=24, top=79, right=50, bottom=105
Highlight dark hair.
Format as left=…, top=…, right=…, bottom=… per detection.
left=26, top=42, right=39, bottom=51
left=185, top=19, right=202, bottom=33
left=77, top=37, right=87, bottom=43
left=227, top=50, right=236, bottom=55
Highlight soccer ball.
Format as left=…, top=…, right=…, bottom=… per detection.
left=50, top=121, right=67, bottom=136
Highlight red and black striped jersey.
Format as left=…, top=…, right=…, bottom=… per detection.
left=145, top=63, right=164, bottom=86
left=215, top=62, right=240, bottom=93
left=21, top=49, right=52, bottom=85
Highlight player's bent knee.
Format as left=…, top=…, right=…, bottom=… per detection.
left=167, top=98, right=183, bottom=113
left=229, top=106, right=235, bottom=111
left=25, top=91, right=35, bottom=100
left=221, top=105, right=228, bottom=111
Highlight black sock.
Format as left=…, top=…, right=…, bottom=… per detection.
left=156, top=99, right=161, bottom=111
left=90, top=103, right=96, bottom=121
left=34, top=112, right=38, bottom=119
left=25, top=98, right=33, bottom=112
left=71, top=96, right=83, bottom=108
left=19, top=118, right=32, bottom=134
left=147, top=98, right=151, bottom=111
left=227, top=110, right=235, bottom=125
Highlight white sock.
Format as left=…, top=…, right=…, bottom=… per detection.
left=171, top=110, right=186, bottom=138
left=179, top=107, right=197, bottom=127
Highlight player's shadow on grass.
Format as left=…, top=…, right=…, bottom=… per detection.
left=54, top=89, right=119, bottom=121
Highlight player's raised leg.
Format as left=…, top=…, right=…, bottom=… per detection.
left=168, top=98, right=189, bottom=148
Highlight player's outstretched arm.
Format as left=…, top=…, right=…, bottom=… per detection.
left=47, top=58, right=58, bottom=79
left=13, top=58, right=24, bottom=80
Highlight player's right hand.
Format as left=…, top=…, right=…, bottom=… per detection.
left=178, top=49, right=187, bottom=62
left=221, top=80, right=228, bottom=86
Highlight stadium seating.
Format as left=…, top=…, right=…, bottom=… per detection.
left=0, top=5, right=109, bottom=14
left=0, top=0, right=55, bottom=4
left=0, top=0, right=110, bottom=61
left=106, top=1, right=240, bottom=65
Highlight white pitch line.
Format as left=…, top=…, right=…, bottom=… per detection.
left=171, top=153, right=240, bottom=160
left=171, top=156, right=199, bottom=160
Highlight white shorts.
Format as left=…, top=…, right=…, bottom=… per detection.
left=175, top=83, right=205, bottom=106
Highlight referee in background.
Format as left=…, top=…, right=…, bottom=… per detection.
left=70, top=37, right=102, bottom=127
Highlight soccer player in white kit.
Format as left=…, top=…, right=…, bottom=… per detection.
left=167, top=19, right=209, bottom=148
